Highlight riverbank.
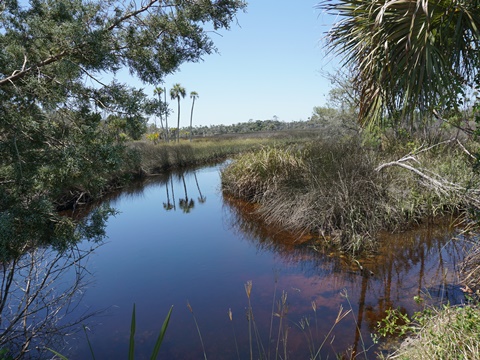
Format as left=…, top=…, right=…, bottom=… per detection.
left=221, top=134, right=480, bottom=255
left=221, top=133, right=480, bottom=359
left=57, top=130, right=319, bottom=211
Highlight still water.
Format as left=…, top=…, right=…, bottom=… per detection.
left=56, top=162, right=467, bottom=359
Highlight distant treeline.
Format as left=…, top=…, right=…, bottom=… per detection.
left=148, top=106, right=356, bottom=138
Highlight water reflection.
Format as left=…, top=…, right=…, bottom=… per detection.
left=0, top=244, right=101, bottom=359
left=223, top=194, right=466, bottom=357
left=164, top=171, right=207, bottom=213
left=57, top=164, right=469, bottom=359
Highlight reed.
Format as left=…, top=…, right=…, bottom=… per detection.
left=187, top=301, right=208, bottom=360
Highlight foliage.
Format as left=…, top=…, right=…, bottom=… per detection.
left=0, top=0, right=246, bottom=256
left=221, top=135, right=479, bottom=254
left=317, top=0, right=480, bottom=127
left=381, top=305, right=480, bottom=360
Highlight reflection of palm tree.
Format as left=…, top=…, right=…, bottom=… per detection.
left=170, top=83, right=186, bottom=143
left=163, top=177, right=176, bottom=211
left=193, top=171, right=206, bottom=204
left=179, top=173, right=195, bottom=213
left=179, top=198, right=195, bottom=213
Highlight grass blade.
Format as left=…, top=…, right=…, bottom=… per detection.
left=150, top=305, right=174, bottom=360
left=83, top=325, right=97, bottom=360
left=129, top=303, right=136, bottom=360
left=46, top=348, right=68, bottom=360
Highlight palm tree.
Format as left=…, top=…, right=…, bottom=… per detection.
left=153, top=87, right=167, bottom=142
left=189, top=91, right=199, bottom=142
left=317, top=0, right=480, bottom=128
left=170, top=83, right=186, bottom=143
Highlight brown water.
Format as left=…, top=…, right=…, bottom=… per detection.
left=3, top=162, right=468, bottom=359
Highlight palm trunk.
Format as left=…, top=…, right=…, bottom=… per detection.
left=164, top=88, right=169, bottom=143
left=189, top=97, right=196, bottom=142
left=176, top=98, right=181, bottom=143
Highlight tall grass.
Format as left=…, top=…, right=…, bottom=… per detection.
left=221, top=135, right=479, bottom=254
left=221, top=281, right=354, bottom=360
left=132, top=131, right=319, bottom=175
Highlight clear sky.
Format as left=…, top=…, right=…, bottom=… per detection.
left=142, top=1, right=340, bottom=127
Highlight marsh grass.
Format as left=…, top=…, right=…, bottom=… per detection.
left=221, top=135, right=479, bottom=254
left=384, top=305, right=480, bottom=360
left=133, top=132, right=317, bottom=175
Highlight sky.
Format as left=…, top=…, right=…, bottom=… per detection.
left=142, top=1, right=341, bottom=127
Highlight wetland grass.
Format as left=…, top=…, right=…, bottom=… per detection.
left=133, top=131, right=319, bottom=175
left=383, top=304, right=480, bottom=360
left=221, top=135, right=479, bottom=254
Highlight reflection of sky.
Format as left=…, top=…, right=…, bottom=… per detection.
left=64, top=163, right=467, bottom=359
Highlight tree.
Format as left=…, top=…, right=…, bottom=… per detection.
left=317, top=0, right=480, bottom=128
left=0, top=0, right=247, bottom=257
left=170, top=83, right=187, bottom=142
left=189, top=91, right=199, bottom=142
left=153, top=87, right=166, bottom=140
left=150, top=86, right=172, bottom=142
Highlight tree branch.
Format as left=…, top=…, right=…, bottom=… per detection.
left=0, top=0, right=161, bottom=87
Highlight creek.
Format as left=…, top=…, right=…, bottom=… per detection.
left=9, top=162, right=469, bottom=359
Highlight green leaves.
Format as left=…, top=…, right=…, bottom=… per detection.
left=0, top=0, right=246, bottom=257
left=129, top=303, right=174, bottom=360
left=318, top=0, right=480, bottom=127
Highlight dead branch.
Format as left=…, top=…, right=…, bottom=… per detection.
left=375, top=140, right=480, bottom=206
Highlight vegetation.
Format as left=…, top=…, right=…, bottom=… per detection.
left=0, top=0, right=246, bottom=258
left=221, top=134, right=479, bottom=254
left=376, top=304, right=480, bottom=360
left=318, top=0, right=480, bottom=127
left=135, top=130, right=323, bottom=174
left=189, top=91, right=199, bottom=142
left=170, top=83, right=187, bottom=143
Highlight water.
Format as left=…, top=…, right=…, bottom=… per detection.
left=5, top=162, right=468, bottom=359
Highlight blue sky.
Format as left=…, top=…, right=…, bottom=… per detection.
left=143, top=1, right=340, bottom=127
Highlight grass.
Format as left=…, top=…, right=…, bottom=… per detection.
left=383, top=304, right=480, bottom=360
left=46, top=304, right=173, bottom=360
left=189, top=280, right=356, bottom=360
left=221, top=134, right=480, bottom=254
left=132, top=130, right=321, bottom=175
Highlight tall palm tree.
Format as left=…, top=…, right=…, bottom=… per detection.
left=189, top=91, right=199, bottom=142
left=317, top=0, right=480, bottom=128
left=170, top=83, right=186, bottom=143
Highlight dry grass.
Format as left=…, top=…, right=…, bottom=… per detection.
left=221, top=135, right=479, bottom=254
